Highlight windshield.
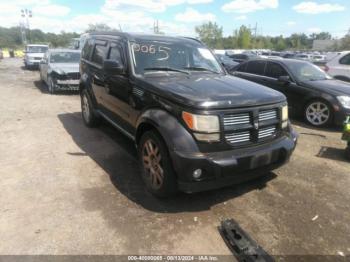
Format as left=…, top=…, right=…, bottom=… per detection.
left=289, top=62, right=332, bottom=81
left=27, top=46, right=48, bottom=53
left=130, top=40, right=223, bottom=75
left=50, top=52, right=81, bottom=63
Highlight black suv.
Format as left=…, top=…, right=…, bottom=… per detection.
left=79, top=32, right=297, bottom=197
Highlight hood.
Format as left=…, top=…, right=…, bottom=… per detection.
left=301, top=79, right=350, bottom=96
left=138, top=74, right=286, bottom=109
left=50, top=63, right=79, bottom=74
left=27, top=53, right=44, bottom=58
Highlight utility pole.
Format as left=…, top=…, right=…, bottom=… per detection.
left=21, top=9, right=32, bottom=44
left=250, top=22, right=258, bottom=49
left=153, top=20, right=160, bottom=34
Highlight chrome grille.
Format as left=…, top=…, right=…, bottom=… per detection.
left=225, top=131, right=250, bottom=144
left=133, top=87, right=144, bottom=97
left=258, top=126, right=276, bottom=139
left=67, top=72, right=80, bottom=80
left=223, top=107, right=280, bottom=146
left=223, top=113, right=250, bottom=126
left=259, top=109, right=277, bottom=122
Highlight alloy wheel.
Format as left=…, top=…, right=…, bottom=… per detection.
left=142, top=139, right=164, bottom=190
left=306, top=101, right=330, bottom=126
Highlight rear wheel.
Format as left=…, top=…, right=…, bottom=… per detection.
left=81, top=89, right=100, bottom=127
left=138, top=131, right=177, bottom=197
left=304, top=100, right=333, bottom=127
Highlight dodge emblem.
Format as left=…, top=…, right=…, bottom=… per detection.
left=254, top=122, right=259, bottom=130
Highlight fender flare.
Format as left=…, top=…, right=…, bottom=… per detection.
left=136, top=109, right=199, bottom=153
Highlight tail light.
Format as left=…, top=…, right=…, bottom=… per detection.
left=324, top=65, right=329, bottom=72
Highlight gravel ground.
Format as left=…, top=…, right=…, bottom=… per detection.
left=0, top=58, right=349, bottom=259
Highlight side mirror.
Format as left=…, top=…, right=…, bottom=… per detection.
left=103, top=60, right=124, bottom=74
left=278, top=75, right=290, bottom=84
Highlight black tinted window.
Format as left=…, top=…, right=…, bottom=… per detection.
left=246, top=61, right=266, bottom=75
left=265, top=62, right=288, bottom=78
left=340, top=54, right=350, bottom=65
left=82, top=39, right=94, bottom=60
left=108, top=47, right=122, bottom=63
left=91, top=44, right=107, bottom=65
left=236, top=62, right=247, bottom=72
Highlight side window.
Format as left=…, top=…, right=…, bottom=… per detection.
left=81, top=39, right=94, bottom=60
left=340, top=54, right=350, bottom=65
left=91, top=44, right=108, bottom=65
left=246, top=61, right=266, bottom=75
left=108, top=45, right=123, bottom=65
left=265, top=62, right=288, bottom=79
left=236, top=62, right=247, bottom=72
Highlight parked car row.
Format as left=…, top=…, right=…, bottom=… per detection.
left=23, top=44, right=81, bottom=94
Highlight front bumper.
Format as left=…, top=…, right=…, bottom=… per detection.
left=25, top=60, right=40, bottom=66
left=53, top=79, right=79, bottom=91
left=171, top=131, right=298, bottom=193
left=334, top=108, right=350, bottom=126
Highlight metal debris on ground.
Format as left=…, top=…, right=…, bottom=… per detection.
left=218, top=219, right=274, bottom=262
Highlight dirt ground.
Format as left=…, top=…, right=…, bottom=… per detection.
left=0, top=58, right=349, bottom=258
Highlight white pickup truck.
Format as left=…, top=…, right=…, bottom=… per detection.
left=326, top=51, right=350, bottom=82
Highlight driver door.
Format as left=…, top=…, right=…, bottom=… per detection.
left=103, top=41, right=134, bottom=133
left=264, top=62, right=305, bottom=114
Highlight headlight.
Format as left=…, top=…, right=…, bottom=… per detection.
left=337, top=96, right=350, bottom=109
left=282, top=105, right=289, bottom=121
left=182, top=111, right=219, bottom=133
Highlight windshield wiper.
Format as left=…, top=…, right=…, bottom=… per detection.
left=144, top=67, right=189, bottom=75
left=183, top=66, right=220, bottom=74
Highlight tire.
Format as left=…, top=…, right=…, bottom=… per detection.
left=346, top=145, right=350, bottom=161
left=81, top=89, right=100, bottom=127
left=138, top=130, right=178, bottom=197
left=304, top=99, right=333, bottom=127
left=47, top=76, right=55, bottom=94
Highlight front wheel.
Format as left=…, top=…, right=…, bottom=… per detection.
left=138, top=131, right=177, bottom=197
left=304, top=100, right=333, bottom=127
left=81, top=89, right=100, bottom=127
left=47, top=76, right=55, bottom=94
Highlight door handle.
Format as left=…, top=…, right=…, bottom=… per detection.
left=93, top=74, right=100, bottom=81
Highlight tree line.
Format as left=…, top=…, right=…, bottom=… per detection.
left=1, top=22, right=349, bottom=51
left=0, top=24, right=117, bottom=49
left=195, top=22, right=350, bottom=51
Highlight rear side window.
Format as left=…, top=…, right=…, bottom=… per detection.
left=82, top=39, right=94, bottom=60
left=265, top=62, right=288, bottom=79
left=340, top=54, right=350, bottom=65
left=91, top=44, right=108, bottom=65
left=236, top=62, right=247, bottom=72
left=246, top=61, right=266, bottom=75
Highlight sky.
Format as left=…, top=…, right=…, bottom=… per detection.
left=0, top=0, right=349, bottom=38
